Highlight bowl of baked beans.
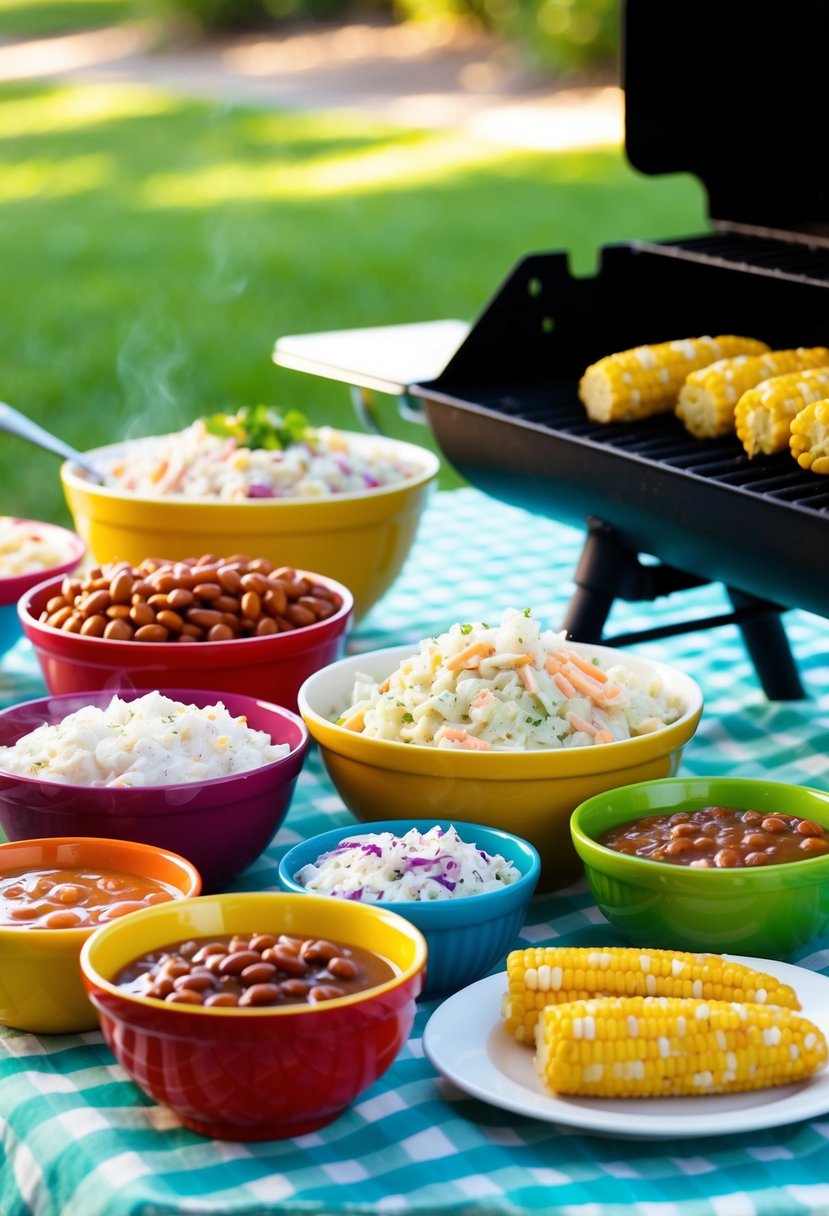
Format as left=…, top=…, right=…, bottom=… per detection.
left=0, top=835, right=201, bottom=1035
left=0, top=687, right=309, bottom=893
left=571, top=776, right=829, bottom=959
left=18, top=556, right=352, bottom=712
left=79, top=890, right=427, bottom=1140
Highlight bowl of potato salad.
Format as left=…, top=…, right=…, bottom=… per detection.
left=60, top=408, right=439, bottom=620
left=297, top=609, right=703, bottom=888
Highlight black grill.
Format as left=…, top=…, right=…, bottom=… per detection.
left=411, top=1, right=829, bottom=699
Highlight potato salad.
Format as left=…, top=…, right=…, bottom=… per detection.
left=0, top=691, right=289, bottom=786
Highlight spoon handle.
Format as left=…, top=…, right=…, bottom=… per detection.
left=0, top=401, right=103, bottom=483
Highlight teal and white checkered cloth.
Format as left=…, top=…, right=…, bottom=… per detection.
left=2, top=486, right=829, bottom=1216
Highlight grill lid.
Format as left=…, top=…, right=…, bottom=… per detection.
left=623, top=0, right=829, bottom=242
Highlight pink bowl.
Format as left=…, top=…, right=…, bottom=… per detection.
left=18, top=569, right=352, bottom=712
left=0, top=518, right=85, bottom=657
left=0, top=689, right=309, bottom=893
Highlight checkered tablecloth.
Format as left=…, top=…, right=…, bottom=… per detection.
left=2, top=486, right=829, bottom=1216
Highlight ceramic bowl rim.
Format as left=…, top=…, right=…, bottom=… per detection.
left=61, top=433, right=441, bottom=508
left=79, top=890, right=428, bottom=1016
left=571, top=776, right=829, bottom=891
left=0, top=688, right=309, bottom=794
left=276, top=817, right=541, bottom=920
left=0, top=519, right=86, bottom=606
left=298, top=641, right=704, bottom=774
left=18, top=568, right=353, bottom=655
left=0, top=835, right=202, bottom=942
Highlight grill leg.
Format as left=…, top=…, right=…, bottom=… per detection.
left=560, top=520, right=624, bottom=642
left=727, top=589, right=806, bottom=701
left=561, top=521, right=807, bottom=702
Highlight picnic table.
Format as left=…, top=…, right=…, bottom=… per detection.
left=2, top=484, right=829, bottom=1216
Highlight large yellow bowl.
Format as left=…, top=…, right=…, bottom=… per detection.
left=297, top=642, right=704, bottom=889
left=60, top=434, right=440, bottom=620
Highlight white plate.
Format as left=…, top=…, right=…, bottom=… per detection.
left=422, top=956, right=829, bottom=1138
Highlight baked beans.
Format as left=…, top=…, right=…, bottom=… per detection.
left=0, top=866, right=178, bottom=929
left=40, top=556, right=341, bottom=643
left=114, top=932, right=396, bottom=1007
left=599, top=805, right=829, bottom=868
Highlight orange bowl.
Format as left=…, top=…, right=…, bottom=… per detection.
left=0, top=836, right=201, bottom=1034
left=80, top=891, right=427, bottom=1139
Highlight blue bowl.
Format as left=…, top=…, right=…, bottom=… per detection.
left=278, top=818, right=541, bottom=996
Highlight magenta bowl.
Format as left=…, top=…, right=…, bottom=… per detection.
left=18, top=569, right=352, bottom=713
left=0, top=688, right=309, bottom=892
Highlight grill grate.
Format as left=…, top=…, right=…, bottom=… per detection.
left=471, top=383, right=829, bottom=514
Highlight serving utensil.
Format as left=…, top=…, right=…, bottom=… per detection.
left=0, top=402, right=104, bottom=485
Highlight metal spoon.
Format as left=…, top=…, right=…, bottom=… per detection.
left=0, top=401, right=104, bottom=484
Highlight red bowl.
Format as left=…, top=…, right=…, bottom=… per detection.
left=0, top=689, right=309, bottom=893
left=79, top=892, right=427, bottom=1140
left=18, top=569, right=353, bottom=712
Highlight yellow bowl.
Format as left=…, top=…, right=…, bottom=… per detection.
left=60, top=434, right=440, bottom=620
left=0, top=836, right=202, bottom=1035
left=298, top=642, right=704, bottom=889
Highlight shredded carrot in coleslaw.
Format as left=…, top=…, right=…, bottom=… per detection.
left=337, top=609, right=684, bottom=751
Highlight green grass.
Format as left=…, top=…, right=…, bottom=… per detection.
left=0, top=0, right=138, bottom=36
left=0, top=78, right=708, bottom=524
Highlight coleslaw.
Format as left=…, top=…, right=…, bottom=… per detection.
left=295, top=825, right=521, bottom=901
left=337, top=609, right=684, bottom=751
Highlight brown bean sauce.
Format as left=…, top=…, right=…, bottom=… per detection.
left=113, top=932, right=397, bottom=1007
left=599, top=805, right=829, bottom=868
left=0, top=866, right=178, bottom=929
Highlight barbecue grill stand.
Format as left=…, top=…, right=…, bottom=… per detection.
left=274, top=0, right=829, bottom=700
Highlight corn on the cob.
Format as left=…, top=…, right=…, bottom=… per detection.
left=579, top=335, right=769, bottom=424
left=676, top=347, right=829, bottom=439
left=501, top=946, right=800, bottom=1043
left=735, top=366, right=829, bottom=457
left=790, top=398, right=829, bottom=475
left=534, top=996, right=827, bottom=1098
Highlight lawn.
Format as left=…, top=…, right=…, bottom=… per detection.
left=0, top=0, right=137, bottom=35
left=0, top=71, right=708, bottom=524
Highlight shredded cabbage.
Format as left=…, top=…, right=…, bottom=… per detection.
left=337, top=608, right=684, bottom=751
left=295, top=825, right=521, bottom=902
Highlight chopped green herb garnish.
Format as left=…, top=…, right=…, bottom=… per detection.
left=202, top=404, right=311, bottom=451
left=401, top=712, right=414, bottom=724
left=460, top=623, right=473, bottom=635
left=522, top=607, right=532, bottom=617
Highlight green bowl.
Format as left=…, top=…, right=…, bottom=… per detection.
left=571, top=777, right=829, bottom=959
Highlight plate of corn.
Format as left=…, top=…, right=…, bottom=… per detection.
left=423, top=946, right=829, bottom=1137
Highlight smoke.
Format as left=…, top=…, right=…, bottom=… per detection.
left=116, top=311, right=190, bottom=441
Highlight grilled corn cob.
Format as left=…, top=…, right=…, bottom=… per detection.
left=790, top=398, right=829, bottom=474
left=534, top=996, right=827, bottom=1098
left=501, top=946, right=800, bottom=1043
left=579, top=335, right=769, bottom=424
left=735, top=366, right=829, bottom=457
left=676, top=347, right=829, bottom=439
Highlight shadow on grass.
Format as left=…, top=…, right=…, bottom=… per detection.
left=0, top=80, right=707, bottom=522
